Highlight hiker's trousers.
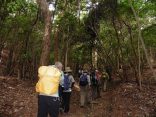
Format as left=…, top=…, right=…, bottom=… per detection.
left=80, top=86, right=89, bottom=106
left=101, top=79, right=108, bottom=91
left=62, top=92, right=71, bottom=113
left=37, top=95, right=60, bottom=117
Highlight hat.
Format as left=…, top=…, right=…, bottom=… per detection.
left=83, top=69, right=88, bottom=73
left=64, top=67, right=72, bottom=72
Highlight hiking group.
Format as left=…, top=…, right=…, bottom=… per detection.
left=36, top=62, right=112, bottom=117
left=79, top=65, right=112, bottom=107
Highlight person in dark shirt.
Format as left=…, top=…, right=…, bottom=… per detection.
left=105, top=65, right=112, bottom=81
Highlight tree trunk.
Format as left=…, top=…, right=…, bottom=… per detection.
left=77, top=0, right=80, bottom=23
left=65, top=41, right=68, bottom=68
left=5, top=49, right=13, bottom=75
left=138, top=31, right=142, bottom=88
left=112, top=16, right=122, bottom=66
left=149, top=47, right=154, bottom=64
left=129, top=0, right=156, bottom=81
left=54, top=29, right=59, bottom=62
left=37, top=0, right=52, bottom=66
left=92, top=48, right=97, bottom=69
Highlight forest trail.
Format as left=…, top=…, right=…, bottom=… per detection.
left=1, top=0, right=156, bottom=116
left=0, top=75, right=156, bottom=117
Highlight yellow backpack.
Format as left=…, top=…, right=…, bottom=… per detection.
left=36, top=66, right=61, bottom=95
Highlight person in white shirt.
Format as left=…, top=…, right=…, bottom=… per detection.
left=62, top=67, right=75, bottom=114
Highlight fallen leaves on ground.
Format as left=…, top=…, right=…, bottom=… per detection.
left=0, top=76, right=156, bottom=117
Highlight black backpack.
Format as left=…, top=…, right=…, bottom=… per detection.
left=79, top=73, right=88, bottom=86
left=91, top=72, right=98, bottom=86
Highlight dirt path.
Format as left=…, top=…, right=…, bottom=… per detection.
left=0, top=77, right=156, bottom=117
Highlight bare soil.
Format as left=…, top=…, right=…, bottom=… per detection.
left=0, top=76, right=156, bottom=117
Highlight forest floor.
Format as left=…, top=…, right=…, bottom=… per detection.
left=0, top=74, right=156, bottom=117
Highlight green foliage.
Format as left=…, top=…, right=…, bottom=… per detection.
left=0, top=0, right=155, bottom=76
left=142, top=24, right=156, bottom=47
left=0, top=0, right=42, bottom=63
left=71, top=43, right=92, bottom=64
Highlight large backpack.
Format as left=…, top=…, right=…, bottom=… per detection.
left=36, top=66, right=61, bottom=95
left=63, top=74, right=70, bottom=90
left=79, top=73, right=88, bottom=86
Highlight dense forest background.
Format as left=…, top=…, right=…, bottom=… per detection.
left=0, top=0, right=156, bottom=117
left=0, top=0, right=156, bottom=86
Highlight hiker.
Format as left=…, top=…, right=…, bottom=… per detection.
left=118, top=65, right=123, bottom=81
left=36, top=61, right=63, bottom=117
left=90, top=68, right=96, bottom=100
left=78, top=65, right=83, bottom=78
left=95, top=69, right=102, bottom=98
left=91, top=69, right=101, bottom=99
left=79, top=69, right=91, bottom=107
left=123, top=64, right=129, bottom=82
left=101, top=70, right=109, bottom=91
left=59, top=71, right=64, bottom=113
left=105, top=65, right=112, bottom=81
left=62, top=67, right=75, bottom=114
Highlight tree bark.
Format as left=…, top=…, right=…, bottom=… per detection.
left=77, top=0, right=80, bottom=23
left=54, top=29, right=59, bottom=62
left=37, top=0, right=52, bottom=66
left=65, top=41, right=68, bottom=68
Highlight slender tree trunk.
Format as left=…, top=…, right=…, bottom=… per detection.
left=149, top=47, right=154, bottom=64
left=123, top=20, right=137, bottom=58
left=37, top=0, right=52, bottom=66
left=77, top=0, right=80, bottom=23
left=129, top=0, right=156, bottom=81
left=65, top=41, right=68, bottom=68
left=112, top=17, right=122, bottom=64
left=92, top=48, right=98, bottom=69
left=5, top=49, right=13, bottom=75
left=123, top=21, right=139, bottom=82
left=65, top=25, right=70, bottom=68
left=124, top=20, right=141, bottom=85
left=54, top=29, right=59, bottom=62
left=138, top=32, right=142, bottom=88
